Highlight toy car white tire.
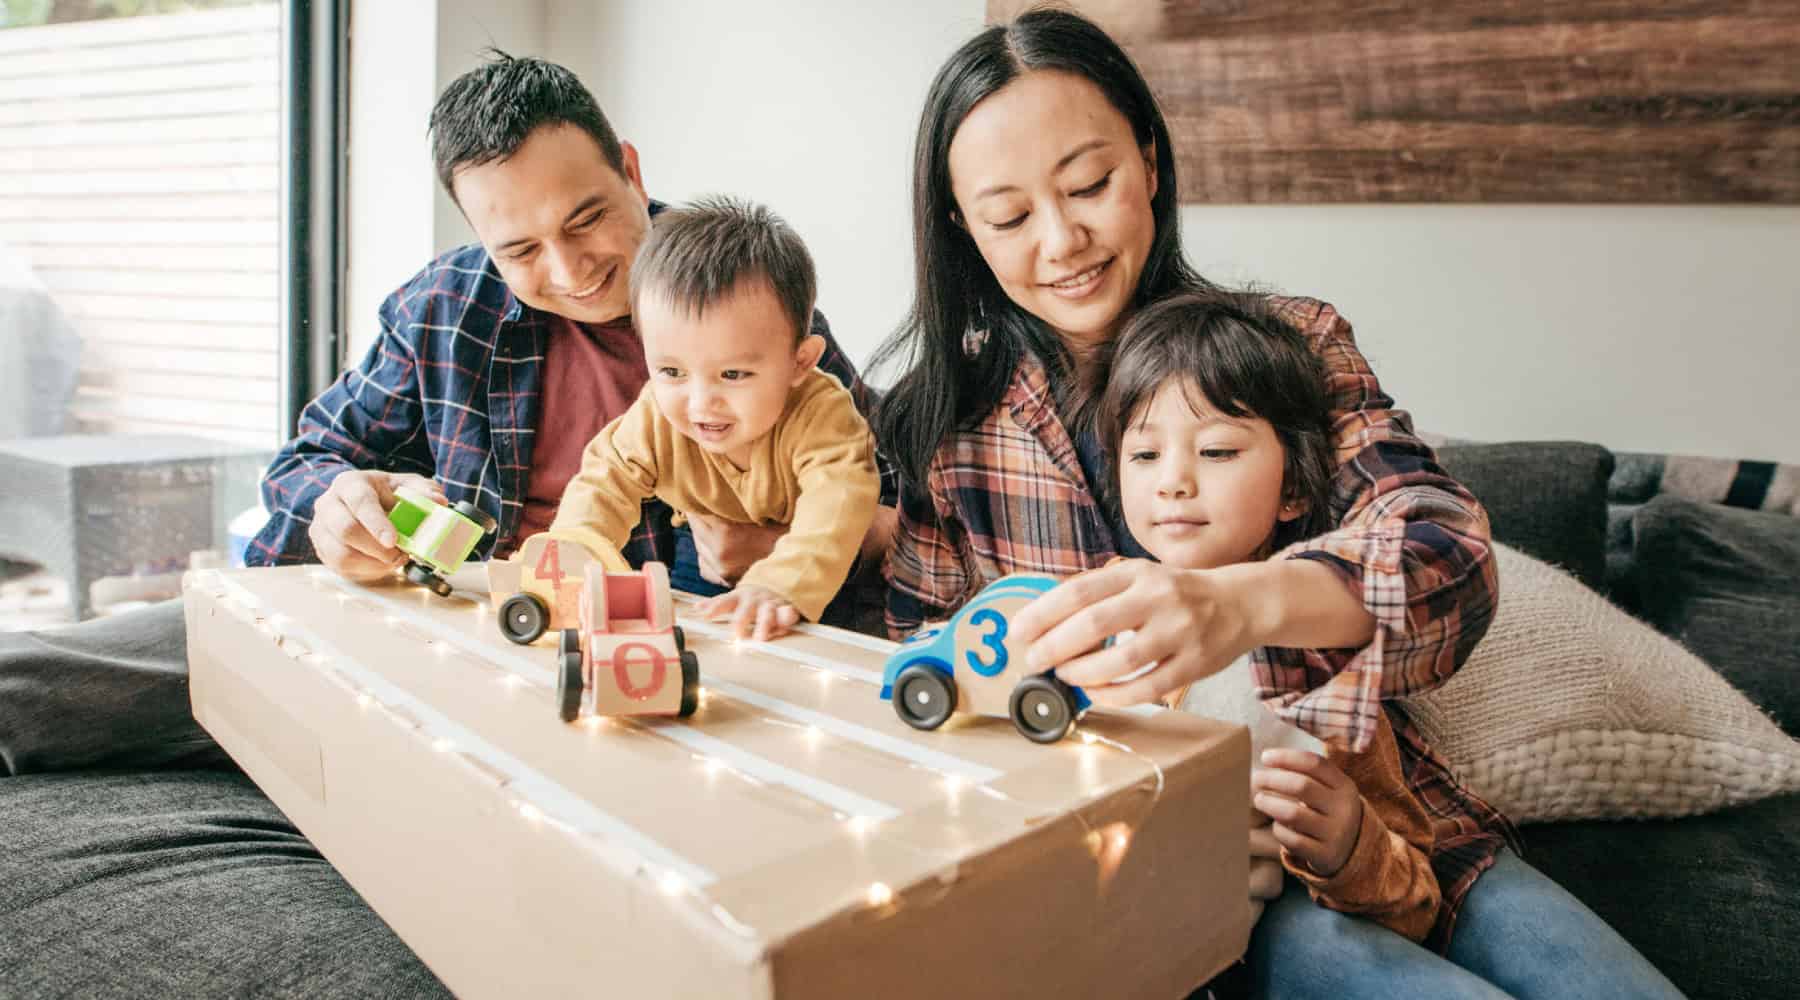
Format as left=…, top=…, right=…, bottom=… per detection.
left=1009, top=675, right=1078, bottom=744
left=498, top=592, right=549, bottom=644
left=892, top=664, right=957, bottom=731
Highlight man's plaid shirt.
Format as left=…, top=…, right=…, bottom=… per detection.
left=248, top=241, right=895, bottom=570
left=884, top=297, right=1517, bottom=950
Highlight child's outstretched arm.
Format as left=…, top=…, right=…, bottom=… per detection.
left=547, top=390, right=662, bottom=567
left=722, top=382, right=879, bottom=635
left=1253, top=747, right=1441, bottom=943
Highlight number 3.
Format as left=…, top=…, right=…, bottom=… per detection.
left=965, top=608, right=1009, bottom=677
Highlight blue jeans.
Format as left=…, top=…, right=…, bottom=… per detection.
left=670, top=525, right=871, bottom=630
left=1248, top=850, right=1686, bottom=999
left=669, top=526, right=728, bottom=599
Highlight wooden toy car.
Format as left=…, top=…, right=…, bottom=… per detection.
left=880, top=573, right=1091, bottom=743
left=387, top=487, right=498, bottom=597
left=488, top=534, right=598, bottom=645
left=556, top=561, right=698, bottom=722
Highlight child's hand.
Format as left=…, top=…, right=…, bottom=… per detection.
left=695, top=584, right=800, bottom=642
left=1251, top=748, right=1363, bottom=879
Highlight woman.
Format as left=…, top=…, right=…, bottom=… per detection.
left=872, top=8, right=1682, bottom=998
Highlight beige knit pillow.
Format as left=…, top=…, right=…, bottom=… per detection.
left=1400, top=543, right=1800, bottom=822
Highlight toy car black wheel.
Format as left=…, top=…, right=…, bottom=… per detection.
left=557, top=628, right=584, bottom=722
left=678, top=650, right=700, bottom=718
left=498, top=592, right=549, bottom=645
left=1010, top=675, right=1078, bottom=744
left=672, top=625, right=687, bottom=652
left=451, top=500, right=498, bottom=535
left=892, top=664, right=957, bottom=731
left=404, top=561, right=452, bottom=597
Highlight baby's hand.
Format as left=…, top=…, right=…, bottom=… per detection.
left=1251, top=748, right=1363, bottom=879
left=695, top=584, right=800, bottom=642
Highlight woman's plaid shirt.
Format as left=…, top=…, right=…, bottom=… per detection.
left=885, top=296, right=1518, bottom=949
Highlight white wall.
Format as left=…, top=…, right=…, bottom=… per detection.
left=346, top=0, right=547, bottom=364
left=352, top=0, right=1800, bottom=462
left=545, top=0, right=985, bottom=366
left=1186, top=205, right=1800, bottom=462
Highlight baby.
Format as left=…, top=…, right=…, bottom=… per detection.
left=548, top=196, right=879, bottom=640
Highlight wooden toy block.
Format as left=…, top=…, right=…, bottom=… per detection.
left=558, top=561, right=698, bottom=721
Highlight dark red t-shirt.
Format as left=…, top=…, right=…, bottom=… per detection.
left=512, top=314, right=648, bottom=548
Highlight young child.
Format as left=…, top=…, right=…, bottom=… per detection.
left=1097, top=291, right=1442, bottom=944
left=548, top=196, right=879, bottom=641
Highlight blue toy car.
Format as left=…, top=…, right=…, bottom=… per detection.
left=880, top=573, right=1091, bottom=743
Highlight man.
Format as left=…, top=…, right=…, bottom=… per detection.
left=0, top=53, right=889, bottom=996
left=251, top=53, right=895, bottom=601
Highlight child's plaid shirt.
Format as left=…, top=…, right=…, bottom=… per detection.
left=885, top=296, right=1518, bottom=949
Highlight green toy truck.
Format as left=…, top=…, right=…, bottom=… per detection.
left=387, top=486, right=498, bottom=597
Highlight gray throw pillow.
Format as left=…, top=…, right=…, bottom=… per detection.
left=1632, top=496, right=1800, bottom=736
left=1435, top=441, right=1614, bottom=592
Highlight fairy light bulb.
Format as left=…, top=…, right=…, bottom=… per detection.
left=866, top=882, right=894, bottom=907
left=659, top=871, right=687, bottom=896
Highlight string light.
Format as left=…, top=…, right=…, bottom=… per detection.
left=214, top=573, right=1179, bottom=950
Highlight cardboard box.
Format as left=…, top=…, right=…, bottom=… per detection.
left=184, top=565, right=1250, bottom=999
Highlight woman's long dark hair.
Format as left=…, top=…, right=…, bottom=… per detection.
left=871, top=6, right=1211, bottom=492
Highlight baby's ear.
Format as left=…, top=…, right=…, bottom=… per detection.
left=792, top=333, right=826, bottom=383
left=1276, top=497, right=1309, bottom=523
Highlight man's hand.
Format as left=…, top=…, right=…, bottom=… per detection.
left=695, top=584, right=800, bottom=641
left=1252, top=749, right=1364, bottom=879
left=307, top=470, right=444, bottom=582
left=686, top=514, right=786, bottom=587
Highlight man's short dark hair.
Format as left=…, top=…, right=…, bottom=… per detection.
left=629, top=196, right=817, bottom=343
left=429, top=50, right=624, bottom=200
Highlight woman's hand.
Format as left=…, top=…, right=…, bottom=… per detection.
left=686, top=514, right=787, bottom=587
left=1009, top=559, right=1267, bottom=707
left=1252, top=749, right=1363, bottom=879
left=695, top=584, right=800, bottom=641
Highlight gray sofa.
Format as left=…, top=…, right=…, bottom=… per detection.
left=1, top=441, right=1794, bottom=999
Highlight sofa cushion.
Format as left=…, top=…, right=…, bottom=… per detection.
left=1401, top=544, right=1800, bottom=822
left=1524, top=793, right=1800, bottom=1000
left=1630, top=495, right=1800, bottom=736
left=1435, top=441, right=1613, bottom=592
left=0, top=768, right=450, bottom=1000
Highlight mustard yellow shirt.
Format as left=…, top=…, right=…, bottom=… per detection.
left=548, top=368, right=878, bottom=621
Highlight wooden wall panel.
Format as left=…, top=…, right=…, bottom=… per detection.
left=990, top=1, right=1800, bottom=202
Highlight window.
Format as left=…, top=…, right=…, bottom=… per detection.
left=0, top=0, right=285, bottom=625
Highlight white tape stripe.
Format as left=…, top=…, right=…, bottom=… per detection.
left=670, top=590, right=897, bottom=655
left=642, top=720, right=899, bottom=821
left=333, top=577, right=903, bottom=822
left=705, top=676, right=1004, bottom=785
left=209, top=574, right=717, bottom=887
left=321, top=575, right=551, bottom=686
left=674, top=617, right=887, bottom=686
